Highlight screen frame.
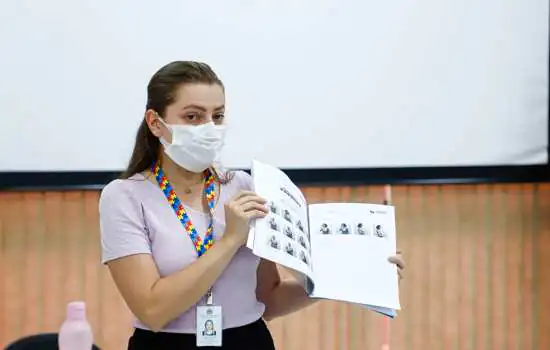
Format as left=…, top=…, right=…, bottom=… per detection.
left=0, top=163, right=548, bottom=190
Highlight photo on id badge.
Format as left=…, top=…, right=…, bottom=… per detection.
left=196, top=305, right=222, bottom=347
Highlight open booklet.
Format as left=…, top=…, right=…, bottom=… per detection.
left=246, top=160, right=400, bottom=318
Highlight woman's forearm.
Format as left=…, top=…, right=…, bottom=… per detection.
left=143, top=235, right=241, bottom=331
left=262, top=280, right=319, bottom=320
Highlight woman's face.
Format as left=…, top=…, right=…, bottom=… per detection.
left=147, top=83, right=225, bottom=143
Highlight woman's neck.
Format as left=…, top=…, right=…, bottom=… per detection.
left=158, top=154, right=204, bottom=185
left=153, top=154, right=216, bottom=212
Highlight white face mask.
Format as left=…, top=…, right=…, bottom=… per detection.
left=158, top=119, right=226, bottom=173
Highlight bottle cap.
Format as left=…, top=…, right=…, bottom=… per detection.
left=66, top=301, right=86, bottom=321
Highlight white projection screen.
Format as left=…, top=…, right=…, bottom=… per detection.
left=0, top=0, right=548, bottom=187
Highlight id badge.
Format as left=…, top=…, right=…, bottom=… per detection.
left=196, top=305, right=222, bottom=347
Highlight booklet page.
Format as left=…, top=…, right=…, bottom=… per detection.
left=308, top=203, right=400, bottom=312
left=248, top=160, right=313, bottom=280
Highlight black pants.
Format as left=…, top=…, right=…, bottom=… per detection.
left=128, top=318, right=276, bottom=350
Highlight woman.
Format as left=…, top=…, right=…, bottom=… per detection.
left=99, top=61, right=405, bottom=349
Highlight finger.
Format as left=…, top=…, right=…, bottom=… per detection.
left=234, top=198, right=268, bottom=214
left=240, top=201, right=269, bottom=213
left=388, top=256, right=405, bottom=269
left=244, top=209, right=269, bottom=220
left=393, top=258, right=405, bottom=270
left=231, top=191, right=261, bottom=202
left=234, top=194, right=267, bottom=207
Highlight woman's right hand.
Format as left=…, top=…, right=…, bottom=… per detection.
left=224, top=191, right=269, bottom=246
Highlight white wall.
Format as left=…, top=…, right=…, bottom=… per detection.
left=0, top=0, right=547, bottom=171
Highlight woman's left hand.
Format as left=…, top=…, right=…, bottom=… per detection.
left=388, top=250, right=405, bottom=281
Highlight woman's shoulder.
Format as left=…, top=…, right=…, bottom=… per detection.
left=100, top=174, right=149, bottom=204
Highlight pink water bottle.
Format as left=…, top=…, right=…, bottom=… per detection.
left=58, top=301, right=94, bottom=350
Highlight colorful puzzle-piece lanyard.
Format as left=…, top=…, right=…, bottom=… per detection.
left=152, top=161, right=217, bottom=257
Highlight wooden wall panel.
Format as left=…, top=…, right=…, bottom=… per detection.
left=1, top=184, right=549, bottom=350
